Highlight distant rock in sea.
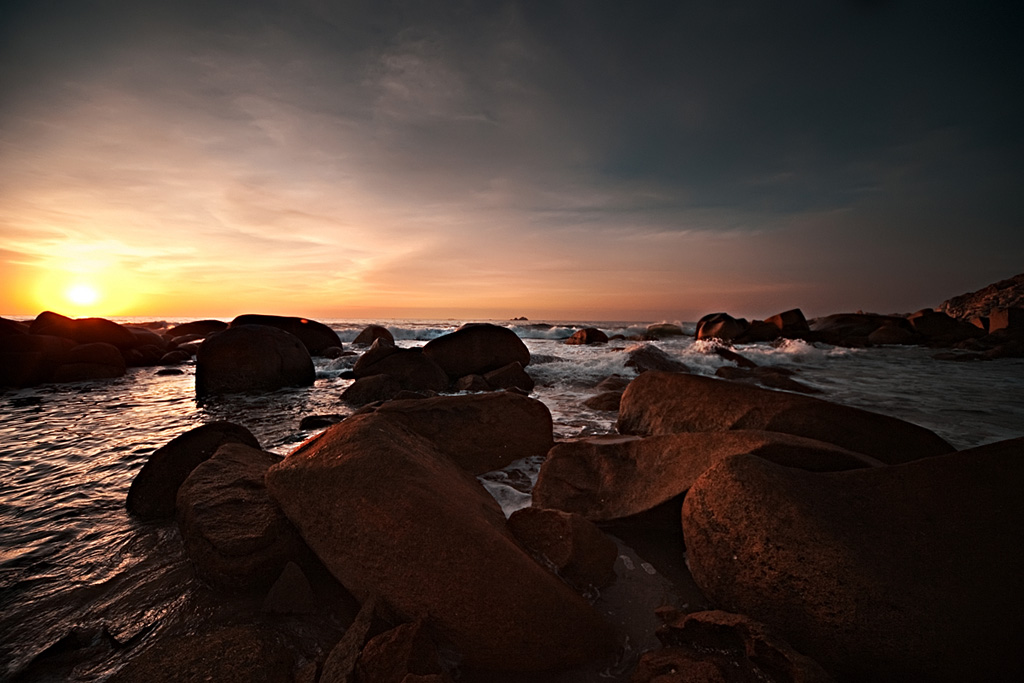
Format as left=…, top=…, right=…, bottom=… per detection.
left=938, top=272, right=1024, bottom=319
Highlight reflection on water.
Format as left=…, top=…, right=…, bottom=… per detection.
left=1, top=328, right=1022, bottom=680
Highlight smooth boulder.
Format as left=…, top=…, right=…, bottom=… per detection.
left=29, top=311, right=138, bottom=348
left=176, top=443, right=310, bottom=590
left=422, top=323, right=530, bottom=379
left=351, top=346, right=448, bottom=393
left=565, top=327, right=608, bottom=345
left=230, top=314, right=341, bottom=356
left=681, top=438, right=1024, bottom=682
left=352, top=324, right=395, bottom=346
left=126, top=421, right=260, bottom=519
left=532, top=431, right=879, bottom=522
left=265, top=412, right=613, bottom=671
left=617, top=371, right=954, bottom=464
left=195, top=325, right=315, bottom=399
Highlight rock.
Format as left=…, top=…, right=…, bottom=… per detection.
left=808, top=313, right=908, bottom=346
left=595, top=374, right=631, bottom=392
left=483, top=361, right=535, bottom=392
left=299, top=414, right=345, bottom=430
left=350, top=347, right=449, bottom=393
left=695, top=313, right=749, bottom=343
left=176, top=443, right=311, bottom=591
left=644, top=323, right=685, bottom=339
left=565, top=328, right=608, bottom=345
left=29, top=311, right=138, bottom=348
left=52, top=342, right=127, bottom=382
left=867, top=321, right=917, bottom=345
left=230, top=313, right=342, bottom=356
left=156, top=368, right=184, bottom=375
left=262, top=561, right=315, bottom=614
left=355, top=620, right=449, bottom=683
left=711, top=346, right=757, bottom=368
left=107, top=624, right=295, bottom=683
left=0, top=317, right=30, bottom=335
left=364, top=392, right=554, bottom=475
left=631, top=609, right=833, bottom=683
left=320, top=595, right=378, bottom=683
left=714, top=366, right=822, bottom=395
left=353, top=324, right=395, bottom=346
left=938, top=272, right=1024, bottom=319
left=265, top=411, right=613, bottom=671
left=321, top=346, right=346, bottom=359
left=195, top=324, right=315, bottom=399
left=126, top=421, right=260, bottom=519
left=907, top=308, right=984, bottom=345
left=166, top=319, right=228, bottom=338
left=681, top=438, right=1024, bottom=682
left=624, top=344, right=690, bottom=374
left=453, top=374, right=491, bottom=392
left=532, top=431, right=879, bottom=522
left=617, top=371, right=954, bottom=464
left=764, top=308, right=811, bottom=336
left=507, top=507, right=618, bottom=590
left=159, top=349, right=192, bottom=364
left=583, top=391, right=622, bottom=412
left=422, top=323, right=530, bottom=379
left=341, top=374, right=403, bottom=406
left=987, top=306, right=1024, bottom=334
left=743, top=319, right=782, bottom=342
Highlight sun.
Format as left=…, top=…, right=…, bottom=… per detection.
left=66, top=283, right=100, bottom=307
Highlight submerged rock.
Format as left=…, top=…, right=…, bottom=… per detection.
left=195, top=324, right=315, bottom=399
left=617, top=371, right=954, bottom=464
left=682, top=437, right=1024, bottom=682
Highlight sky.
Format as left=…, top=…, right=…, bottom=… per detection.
left=1, top=0, right=1022, bottom=322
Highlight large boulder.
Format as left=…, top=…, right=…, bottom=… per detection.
left=764, top=308, right=811, bottom=336
left=695, top=313, right=750, bottom=343
left=617, top=371, right=954, bottom=464
left=422, top=323, right=530, bottom=379
left=681, top=438, right=1024, bottom=682
left=230, top=314, right=341, bottom=356
left=623, top=344, right=690, bottom=374
left=364, top=392, right=553, bottom=475
left=644, top=323, right=685, bottom=339
left=352, top=324, right=395, bottom=346
left=907, top=308, right=985, bottom=345
left=507, top=507, right=618, bottom=590
left=808, top=313, right=909, bottom=346
left=52, top=342, right=126, bottom=382
left=565, top=327, right=608, bottom=345
left=126, top=421, right=260, bottom=519
left=195, top=325, right=315, bottom=399
left=265, top=412, right=614, bottom=671
left=0, top=333, right=76, bottom=387
left=351, top=346, right=449, bottom=393
left=166, top=319, right=228, bottom=338
left=176, top=443, right=311, bottom=591
left=28, top=311, right=138, bottom=348
left=532, top=431, right=880, bottom=522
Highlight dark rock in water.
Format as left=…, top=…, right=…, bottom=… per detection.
left=483, top=361, right=534, bottom=392
left=682, top=437, right=1024, bottom=683
left=107, top=624, right=295, bottom=683
left=176, top=443, right=311, bottom=591
left=565, top=327, right=608, bottom=345
left=624, top=344, right=690, bottom=374
left=265, top=409, right=613, bottom=671
left=763, top=308, right=811, bottom=336
left=365, top=392, right=554, bottom=475
left=594, top=374, right=631, bottom=392
left=159, top=349, right=191, bottom=364
left=166, top=319, right=228, bottom=338
left=644, top=323, right=685, bottom=339
left=52, top=342, right=126, bottom=382
left=583, top=391, right=622, bottom=412
left=507, top=507, right=618, bottom=591
left=299, top=414, right=345, bottom=430
left=29, top=311, right=138, bottom=348
left=867, top=321, right=917, bottom=345
left=617, top=371, right=954, bottom=464
left=262, top=562, right=315, bottom=614
left=631, top=608, right=833, bottom=683
left=452, top=374, right=491, bottom=392
left=352, top=324, right=395, bottom=346
left=156, top=368, right=184, bottom=376
left=422, top=323, right=530, bottom=379
left=351, top=347, right=449, bottom=393
left=988, top=306, right=1024, bottom=334
left=341, top=374, right=403, bottom=406
left=743, top=319, right=782, bottom=342
left=808, top=312, right=909, bottom=346
left=715, top=366, right=822, bottom=395
left=0, top=333, right=77, bottom=387
left=320, top=346, right=346, bottom=359
left=195, top=324, right=315, bottom=399
left=126, top=421, right=260, bottom=519
left=907, top=308, right=984, bottom=345
left=230, top=313, right=342, bottom=356
left=696, top=312, right=749, bottom=343
left=355, top=619, right=450, bottom=683
left=0, top=317, right=30, bottom=335
left=533, top=431, right=879, bottom=523
left=711, top=345, right=757, bottom=368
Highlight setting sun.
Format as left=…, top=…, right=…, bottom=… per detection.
left=66, top=283, right=100, bottom=307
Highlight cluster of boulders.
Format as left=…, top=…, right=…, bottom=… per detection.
left=938, top=271, right=1024, bottom=320
left=0, top=312, right=345, bottom=389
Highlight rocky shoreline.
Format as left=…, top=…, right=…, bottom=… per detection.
left=2, top=279, right=1024, bottom=682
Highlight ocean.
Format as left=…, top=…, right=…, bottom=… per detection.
left=2, top=318, right=1023, bottom=681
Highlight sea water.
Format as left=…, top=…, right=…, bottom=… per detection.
left=1, top=318, right=1023, bottom=681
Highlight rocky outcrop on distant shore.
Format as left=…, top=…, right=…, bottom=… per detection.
left=938, top=272, right=1024, bottom=319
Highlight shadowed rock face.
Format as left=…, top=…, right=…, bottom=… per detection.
left=195, top=324, right=315, bottom=399
left=29, top=311, right=138, bottom=348
left=265, top=408, right=614, bottom=671
left=422, top=323, right=530, bottom=379
left=616, top=371, right=954, bottom=464
left=682, top=438, right=1024, bottom=682
left=230, top=314, right=341, bottom=356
